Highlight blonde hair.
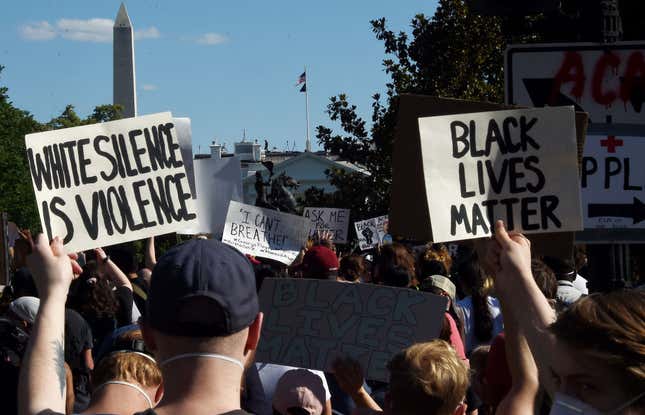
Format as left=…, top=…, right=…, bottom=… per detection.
left=93, top=329, right=162, bottom=389
left=387, top=340, right=469, bottom=415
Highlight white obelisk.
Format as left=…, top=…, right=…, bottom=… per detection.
left=113, top=3, right=137, bottom=117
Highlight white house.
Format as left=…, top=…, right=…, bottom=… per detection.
left=242, top=151, right=369, bottom=204
left=195, top=140, right=369, bottom=205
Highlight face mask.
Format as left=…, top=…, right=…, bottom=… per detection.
left=93, top=380, right=154, bottom=408
left=159, top=352, right=244, bottom=370
left=550, top=391, right=645, bottom=415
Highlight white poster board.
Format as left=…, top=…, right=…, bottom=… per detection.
left=581, top=135, right=645, bottom=229
left=354, top=215, right=388, bottom=250
left=222, top=201, right=308, bottom=264
left=303, top=207, right=350, bottom=243
left=419, top=106, right=582, bottom=242
left=25, top=112, right=197, bottom=252
left=256, top=278, right=448, bottom=382
left=173, top=117, right=196, bottom=198
left=506, top=42, right=645, bottom=124
left=178, top=157, right=243, bottom=238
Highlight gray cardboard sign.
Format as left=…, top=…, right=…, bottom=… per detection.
left=256, top=278, right=447, bottom=381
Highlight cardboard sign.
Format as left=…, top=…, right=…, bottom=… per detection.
left=354, top=215, right=388, bottom=250
left=25, top=112, right=197, bottom=252
left=581, top=135, right=645, bottom=229
left=506, top=42, right=645, bottom=124
left=256, top=278, right=448, bottom=381
left=303, top=207, right=350, bottom=243
left=390, top=95, right=588, bottom=260
left=178, top=157, right=243, bottom=238
left=419, top=106, right=582, bottom=242
left=222, top=201, right=308, bottom=264
left=174, top=117, right=196, bottom=198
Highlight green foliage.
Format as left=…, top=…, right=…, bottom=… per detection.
left=0, top=66, right=44, bottom=230
left=313, top=0, right=504, bottom=220
left=0, top=66, right=123, bottom=230
left=312, top=0, right=645, bottom=225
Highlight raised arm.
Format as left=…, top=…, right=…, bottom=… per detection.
left=144, top=236, right=156, bottom=269
left=332, top=358, right=382, bottom=412
left=489, top=220, right=558, bottom=396
left=95, top=247, right=132, bottom=290
left=494, top=300, right=539, bottom=415
left=19, top=235, right=82, bottom=415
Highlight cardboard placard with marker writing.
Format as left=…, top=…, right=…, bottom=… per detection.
left=389, top=95, right=588, bottom=259
left=222, top=201, right=308, bottom=265
left=25, top=112, right=197, bottom=252
left=256, top=278, right=447, bottom=381
left=419, top=106, right=583, bottom=242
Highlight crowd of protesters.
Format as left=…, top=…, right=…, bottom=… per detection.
left=0, top=221, right=643, bottom=415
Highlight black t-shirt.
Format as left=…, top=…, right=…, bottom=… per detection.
left=64, top=309, right=93, bottom=369
left=64, top=309, right=93, bottom=413
left=135, top=410, right=251, bottom=415
left=115, top=285, right=133, bottom=327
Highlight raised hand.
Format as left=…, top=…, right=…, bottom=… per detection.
left=332, top=357, right=365, bottom=396
left=489, top=220, right=532, bottom=287
left=26, top=235, right=81, bottom=299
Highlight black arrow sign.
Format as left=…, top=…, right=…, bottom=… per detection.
left=588, top=197, right=645, bottom=225
left=522, top=78, right=586, bottom=112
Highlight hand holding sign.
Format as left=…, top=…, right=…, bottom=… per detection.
left=303, top=207, right=350, bottom=243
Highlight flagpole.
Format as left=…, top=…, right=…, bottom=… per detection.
left=304, top=66, right=311, bottom=152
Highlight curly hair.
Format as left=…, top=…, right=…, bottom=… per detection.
left=70, top=261, right=119, bottom=318
left=418, top=244, right=453, bottom=278
left=550, top=290, right=645, bottom=396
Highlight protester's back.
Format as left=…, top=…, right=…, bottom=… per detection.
left=137, top=238, right=262, bottom=415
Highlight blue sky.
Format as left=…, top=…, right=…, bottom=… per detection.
left=1, top=0, right=437, bottom=153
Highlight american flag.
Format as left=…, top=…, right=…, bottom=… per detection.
left=295, top=71, right=306, bottom=86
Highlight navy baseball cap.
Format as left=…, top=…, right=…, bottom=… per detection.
left=146, top=239, right=259, bottom=337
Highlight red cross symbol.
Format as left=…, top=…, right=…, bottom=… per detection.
left=600, top=135, right=623, bottom=153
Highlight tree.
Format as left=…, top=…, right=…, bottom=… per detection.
left=0, top=66, right=44, bottom=230
left=314, top=0, right=504, bottom=220
left=314, top=0, right=645, bottom=223
left=0, top=66, right=123, bottom=230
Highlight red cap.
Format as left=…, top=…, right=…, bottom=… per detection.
left=246, top=254, right=262, bottom=265
left=302, top=245, right=339, bottom=279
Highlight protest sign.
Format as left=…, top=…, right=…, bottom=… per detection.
left=178, top=157, right=243, bottom=238
left=25, top=112, right=197, bottom=252
left=375, top=215, right=391, bottom=244
left=354, top=218, right=377, bottom=250
left=390, top=95, right=587, bottom=260
left=222, top=201, right=308, bottom=264
left=419, top=106, right=582, bottom=242
left=303, top=207, right=350, bottom=243
left=256, top=278, right=447, bottom=381
left=354, top=215, right=388, bottom=250
left=173, top=117, right=196, bottom=198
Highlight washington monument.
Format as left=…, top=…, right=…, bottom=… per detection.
left=113, top=3, right=137, bottom=117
